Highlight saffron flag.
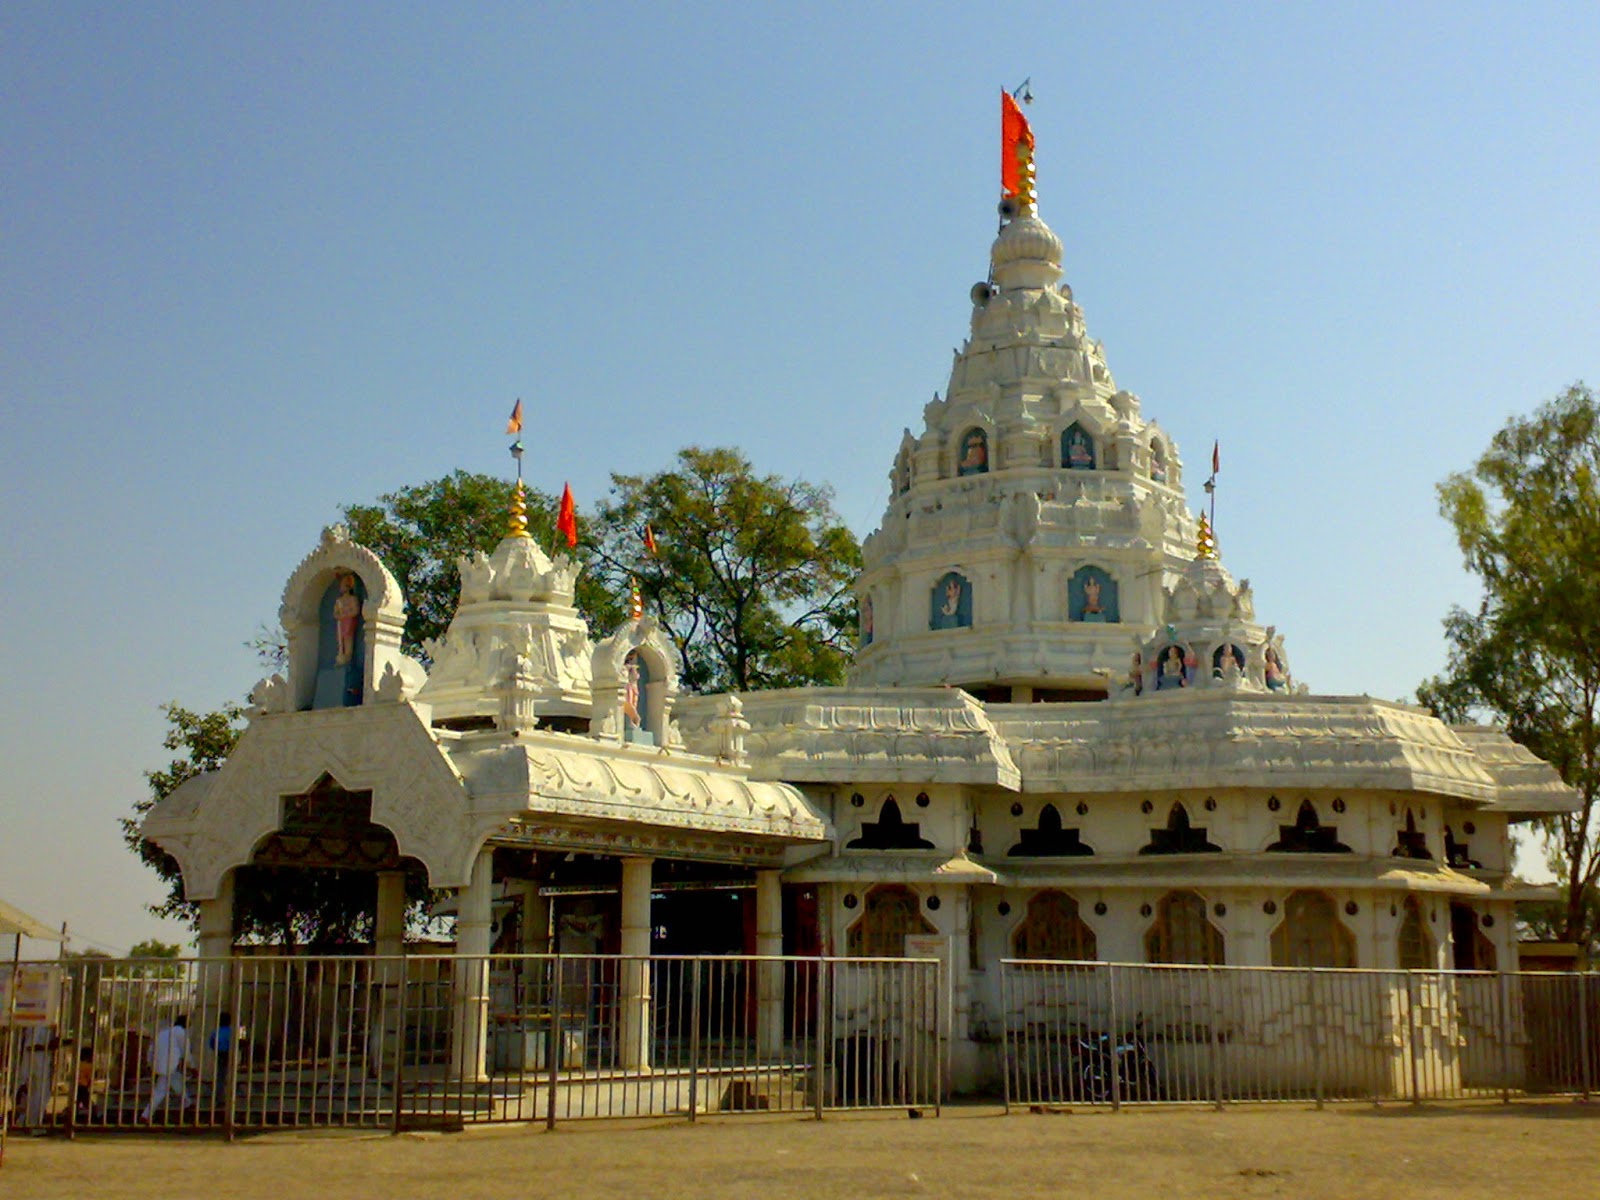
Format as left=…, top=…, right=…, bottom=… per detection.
left=1212, top=440, right=1221, bottom=475
left=1001, top=90, right=1034, bottom=199
left=641, top=523, right=659, bottom=557
left=506, top=399, right=523, bottom=435
left=557, top=483, right=578, bottom=548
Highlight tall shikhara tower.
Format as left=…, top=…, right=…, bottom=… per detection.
left=851, top=95, right=1218, bottom=699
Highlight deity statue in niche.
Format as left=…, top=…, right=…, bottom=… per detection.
left=1068, top=565, right=1119, bottom=623
left=1212, top=643, right=1246, bottom=681
left=860, top=595, right=874, bottom=646
left=332, top=572, right=361, bottom=664
left=1063, top=423, right=1095, bottom=470
left=1125, top=651, right=1144, bottom=695
left=1150, top=441, right=1168, bottom=483
left=622, top=652, right=643, bottom=727
left=1264, top=647, right=1288, bottom=691
left=957, top=428, right=989, bottom=476
left=930, top=572, right=973, bottom=630
left=1157, top=644, right=1193, bottom=690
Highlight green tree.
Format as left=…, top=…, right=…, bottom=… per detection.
left=591, top=447, right=861, bottom=693
left=341, top=469, right=624, bottom=658
left=1418, top=383, right=1600, bottom=948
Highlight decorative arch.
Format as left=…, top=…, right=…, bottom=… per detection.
left=1155, top=644, right=1194, bottom=690
left=1140, top=803, right=1221, bottom=855
left=847, top=885, right=935, bottom=957
left=1270, top=891, right=1356, bottom=968
left=279, top=525, right=409, bottom=712
left=846, top=796, right=934, bottom=850
left=1061, top=421, right=1096, bottom=470
left=956, top=426, right=990, bottom=476
left=1068, top=565, right=1119, bottom=623
left=1011, top=891, right=1097, bottom=961
left=930, top=571, right=973, bottom=630
left=1007, top=804, right=1094, bottom=857
left=592, top=616, right=681, bottom=746
left=1267, top=799, right=1352, bottom=853
left=1145, top=890, right=1225, bottom=965
left=1211, top=643, right=1246, bottom=681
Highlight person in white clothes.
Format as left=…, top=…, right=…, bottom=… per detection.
left=139, top=1014, right=193, bottom=1120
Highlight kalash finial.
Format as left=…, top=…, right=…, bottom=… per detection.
left=628, top=576, right=643, bottom=620
left=1001, top=87, right=1036, bottom=216
left=1196, top=512, right=1218, bottom=560
left=507, top=480, right=530, bottom=538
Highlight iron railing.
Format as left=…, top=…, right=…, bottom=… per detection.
left=1, top=953, right=943, bottom=1134
left=1000, top=960, right=1598, bottom=1109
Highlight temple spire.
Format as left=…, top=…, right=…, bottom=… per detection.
left=1001, top=89, right=1036, bottom=215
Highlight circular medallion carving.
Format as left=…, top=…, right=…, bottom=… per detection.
left=843, top=893, right=858, bottom=909
left=1263, top=900, right=1278, bottom=915
left=1139, top=903, right=1153, bottom=918
left=915, top=792, right=931, bottom=808
left=1345, top=901, right=1359, bottom=916
left=926, top=895, right=941, bottom=911
left=998, top=901, right=1011, bottom=917
left=1093, top=901, right=1107, bottom=916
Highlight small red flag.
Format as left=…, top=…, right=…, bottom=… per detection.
left=556, top=483, right=578, bottom=548
left=1001, top=90, right=1035, bottom=199
left=641, top=524, right=659, bottom=557
left=506, top=399, right=523, bottom=435
left=1211, top=440, right=1221, bottom=475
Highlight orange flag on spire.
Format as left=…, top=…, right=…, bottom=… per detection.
left=557, top=483, right=578, bottom=548
left=506, top=399, right=523, bottom=435
left=1001, top=90, right=1034, bottom=199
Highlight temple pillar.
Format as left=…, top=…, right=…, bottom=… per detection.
left=375, top=870, right=406, bottom=958
left=618, top=856, right=654, bottom=1070
left=515, top=881, right=550, bottom=955
left=755, top=869, right=784, bottom=1057
left=450, top=848, right=494, bottom=1082
left=195, top=869, right=236, bottom=1024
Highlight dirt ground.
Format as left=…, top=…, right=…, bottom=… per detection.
left=4, top=1102, right=1599, bottom=1200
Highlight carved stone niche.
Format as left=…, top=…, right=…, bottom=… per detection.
left=591, top=616, right=682, bottom=749
left=275, top=525, right=419, bottom=713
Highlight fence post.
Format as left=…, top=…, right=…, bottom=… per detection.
left=1000, top=963, right=1012, bottom=1113
left=545, top=954, right=561, bottom=1132
left=1498, top=970, right=1513, bottom=1105
left=1207, top=966, right=1224, bottom=1111
left=1107, top=964, right=1123, bottom=1113
left=1309, top=969, right=1325, bottom=1111
left=224, top=965, right=244, bottom=1141
left=933, top=958, right=944, bottom=1118
left=1579, top=970, right=1592, bottom=1102
left=811, top=959, right=828, bottom=1121
left=687, top=959, right=702, bottom=1124
left=1405, top=972, right=1423, bottom=1105
left=387, top=955, right=408, bottom=1136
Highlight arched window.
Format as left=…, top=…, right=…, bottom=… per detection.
left=1393, top=810, right=1432, bottom=860
left=1270, top=891, right=1356, bottom=968
left=846, top=797, right=934, bottom=851
left=1007, top=803, right=1094, bottom=857
left=1145, top=891, right=1225, bottom=965
left=847, top=885, right=935, bottom=957
left=1140, top=803, right=1221, bottom=855
left=1011, top=891, right=1097, bottom=961
left=1062, top=422, right=1096, bottom=470
left=1397, top=895, right=1434, bottom=970
left=956, top=428, right=989, bottom=476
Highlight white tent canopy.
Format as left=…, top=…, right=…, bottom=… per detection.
left=0, top=899, right=63, bottom=942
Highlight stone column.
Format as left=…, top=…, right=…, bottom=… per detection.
left=515, top=881, right=550, bottom=955
left=755, top=869, right=784, bottom=1057
left=195, top=869, right=236, bottom=1025
left=372, top=869, right=408, bottom=1073
left=450, top=848, right=494, bottom=1082
left=618, top=857, right=654, bottom=1070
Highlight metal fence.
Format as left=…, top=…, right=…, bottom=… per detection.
left=1, top=953, right=942, bottom=1134
left=1000, top=960, right=1600, bottom=1109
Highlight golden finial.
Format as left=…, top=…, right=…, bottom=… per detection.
left=1014, top=141, right=1036, bottom=212
left=629, top=576, right=643, bottom=620
left=1196, top=512, right=1218, bottom=560
left=508, top=480, right=529, bottom=538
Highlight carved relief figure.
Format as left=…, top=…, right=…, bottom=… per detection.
left=1150, top=439, right=1168, bottom=483
left=957, top=428, right=989, bottom=476
left=332, top=572, right=361, bottom=665
left=1062, top=423, right=1095, bottom=470
left=930, top=572, right=973, bottom=630
left=1125, top=651, right=1143, bottom=695
left=1068, top=566, right=1119, bottom=623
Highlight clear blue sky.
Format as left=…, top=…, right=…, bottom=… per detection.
left=2, top=2, right=1595, bottom=955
